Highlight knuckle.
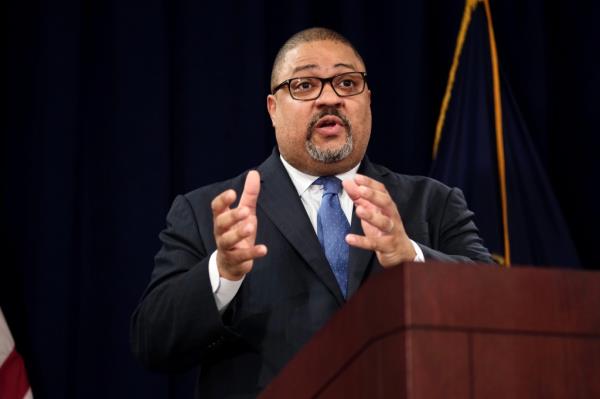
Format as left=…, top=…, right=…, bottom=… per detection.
left=214, top=213, right=226, bottom=228
left=211, top=197, right=220, bottom=212
left=383, top=195, right=393, bottom=206
left=233, top=249, right=251, bottom=263
left=222, top=231, right=239, bottom=248
left=387, top=220, right=395, bottom=233
left=216, top=236, right=229, bottom=250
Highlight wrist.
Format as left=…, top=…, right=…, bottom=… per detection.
left=216, top=254, right=246, bottom=281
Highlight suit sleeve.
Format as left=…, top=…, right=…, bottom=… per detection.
left=418, top=187, right=494, bottom=264
left=130, top=194, right=239, bottom=372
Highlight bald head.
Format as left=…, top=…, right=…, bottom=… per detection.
left=270, top=27, right=366, bottom=90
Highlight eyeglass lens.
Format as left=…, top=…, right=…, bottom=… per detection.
left=289, top=72, right=365, bottom=100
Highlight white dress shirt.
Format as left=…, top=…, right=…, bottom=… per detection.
left=208, top=156, right=424, bottom=312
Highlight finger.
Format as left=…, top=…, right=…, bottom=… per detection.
left=355, top=205, right=395, bottom=233
left=345, top=234, right=376, bottom=251
left=343, top=177, right=389, bottom=209
left=343, top=180, right=383, bottom=212
left=354, top=174, right=386, bottom=191
left=217, top=219, right=256, bottom=250
left=238, top=170, right=260, bottom=211
left=223, top=244, right=268, bottom=264
left=351, top=196, right=379, bottom=212
left=214, top=206, right=251, bottom=235
left=346, top=233, right=398, bottom=253
left=356, top=185, right=396, bottom=216
left=342, top=178, right=361, bottom=201
left=211, top=189, right=237, bottom=216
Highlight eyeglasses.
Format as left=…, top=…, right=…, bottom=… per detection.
left=271, top=72, right=367, bottom=101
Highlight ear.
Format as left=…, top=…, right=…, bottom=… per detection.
left=266, top=95, right=277, bottom=127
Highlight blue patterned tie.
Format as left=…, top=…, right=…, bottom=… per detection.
left=315, top=176, right=350, bottom=298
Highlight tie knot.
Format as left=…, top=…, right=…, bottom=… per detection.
left=314, top=176, right=343, bottom=195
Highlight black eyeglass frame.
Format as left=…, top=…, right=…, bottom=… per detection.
left=271, top=71, right=368, bottom=101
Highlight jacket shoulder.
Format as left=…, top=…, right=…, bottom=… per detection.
left=369, top=162, right=455, bottom=196
left=182, top=171, right=250, bottom=208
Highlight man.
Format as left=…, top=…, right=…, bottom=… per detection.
left=131, top=27, right=492, bottom=398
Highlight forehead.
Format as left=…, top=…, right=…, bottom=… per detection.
left=279, top=40, right=364, bottom=79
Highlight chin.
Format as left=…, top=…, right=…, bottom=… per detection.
left=305, top=139, right=353, bottom=165
left=309, top=152, right=360, bottom=176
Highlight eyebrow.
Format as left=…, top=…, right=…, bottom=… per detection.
left=291, top=63, right=357, bottom=75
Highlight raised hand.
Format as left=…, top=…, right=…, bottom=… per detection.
left=342, top=174, right=416, bottom=267
left=211, top=170, right=267, bottom=280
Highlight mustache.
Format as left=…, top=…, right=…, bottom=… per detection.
left=306, top=107, right=351, bottom=139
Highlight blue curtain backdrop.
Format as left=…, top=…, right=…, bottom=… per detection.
left=2, top=0, right=599, bottom=397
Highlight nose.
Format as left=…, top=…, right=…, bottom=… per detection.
left=315, top=81, right=343, bottom=107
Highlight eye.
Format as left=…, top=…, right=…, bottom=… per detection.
left=339, top=79, right=355, bottom=88
left=291, top=78, right=317, bottom=93
left=335, top=74, right=361, bottom=91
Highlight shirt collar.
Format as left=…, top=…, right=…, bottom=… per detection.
left=280, top=155, right=361, bottom=196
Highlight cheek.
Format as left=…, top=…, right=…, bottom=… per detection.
left=349, top=106, right=372, bottom=150
left=275, top=111, right=308, bottom=150
left=351, top=104, right=372, bottom=132
left=279, top=108, right=309, bottom=139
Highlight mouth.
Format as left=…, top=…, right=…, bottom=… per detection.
left=313, top=115, right=345, bottom=137
left=305, top=109, right=354, bottom=163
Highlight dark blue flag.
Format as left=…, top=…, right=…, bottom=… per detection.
left=430, top=0, right=579, bottom=267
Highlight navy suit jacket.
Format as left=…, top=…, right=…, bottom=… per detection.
left=131, top=150, right=492, bottom=398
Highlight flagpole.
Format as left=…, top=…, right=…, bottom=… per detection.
left=482, top=0, right=511, bottom=267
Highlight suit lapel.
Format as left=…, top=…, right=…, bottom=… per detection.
left=257, top=151, right=345, bottom=305
left=346, top=158, right=386, bottom=297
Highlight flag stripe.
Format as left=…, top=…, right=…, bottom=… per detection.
left=0, top=349, right=31, bottom=399
left=1, top=308, right=32, bottom=399
left=0, top=310, right=15, bottom=365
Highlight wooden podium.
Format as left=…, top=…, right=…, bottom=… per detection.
left=260, top=262, right=600, bottom=398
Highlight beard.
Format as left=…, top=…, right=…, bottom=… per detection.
left=305, top=107, right=353, bottom=164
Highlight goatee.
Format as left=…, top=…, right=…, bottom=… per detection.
left=305, top=108, right=353, bottom=164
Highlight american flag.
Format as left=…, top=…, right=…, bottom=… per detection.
left=0, top=308, right=32, bottom=399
